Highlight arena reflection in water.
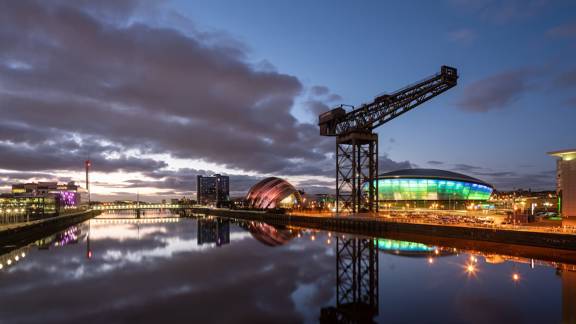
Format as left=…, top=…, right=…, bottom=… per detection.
left=0, top=211, right=574, bottom=323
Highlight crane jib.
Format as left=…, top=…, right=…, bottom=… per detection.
left=318, top=65, right=458, bottom=136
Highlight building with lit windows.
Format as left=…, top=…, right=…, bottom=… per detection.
left=246, top=177, right=302, bottom=209
left=0, top=194, right=58, bottom=219
left=197, top=174, right=230, bottom=207
left=549, top=149, right=576, bottom=223
left=11, top=181, right=87, bottom=207
left=371, top=169, right=494, bottom=210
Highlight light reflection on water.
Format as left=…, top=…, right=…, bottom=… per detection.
left=0, top=211, right=573, bottom=324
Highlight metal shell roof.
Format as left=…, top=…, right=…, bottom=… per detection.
left=246, top=177, right=302, bottom=209
left=379, top=168, right=493, bottom=188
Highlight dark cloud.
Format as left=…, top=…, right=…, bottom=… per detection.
left=326, top=93, right=342, bottom=102
left=554, top=68, right=576, bottom=88
left=480, top=171, right=556, bottom=191
left=305, top=84, right=343, bottom=117
left=456, top=69, right=533, bottom=112
left=0, top=130, right=167, bottom=173
left=379, top=155, right=412, bottom=173
left=305, top=100, right=331, bottom=117
left=450, top=167, right=556, bottom=191
left=471, top=171, right=517, bottom=177
left=452, top=163, right=483, bottom=172
left=122, top=169, right=264, bottom=196
left=296, top=179, right=335, bottom=195
left=427, top=160, right=444, bottom=166
left=0, top=0, right=333, bottom=179
left=310, top=85, right=329, bottom=96
left=450, top=0, right=553, bottom=22
left=547, top=22, right=576, bottom=38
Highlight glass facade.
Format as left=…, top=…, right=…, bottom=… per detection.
left=373, top=178, right=493, bottom=201
left=0, top=195, right=58, bottom=217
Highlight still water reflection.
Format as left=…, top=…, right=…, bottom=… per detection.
left=0, top=211, right=574, bottom=323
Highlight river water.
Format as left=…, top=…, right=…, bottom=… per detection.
left=0, top=211, right=573, bottom=323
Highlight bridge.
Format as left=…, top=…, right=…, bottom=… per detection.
left=91, top=217, right=181, bottom=224
left=91, top=204, right=188, bottom=211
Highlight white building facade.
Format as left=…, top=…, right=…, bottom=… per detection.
left=549, top=149, right=576, bottom=222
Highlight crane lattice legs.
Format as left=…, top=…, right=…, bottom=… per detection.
left=336, top=132, right=378, bottom=214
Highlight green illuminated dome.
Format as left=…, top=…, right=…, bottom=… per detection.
left=373, top=169, right=493, bottom=201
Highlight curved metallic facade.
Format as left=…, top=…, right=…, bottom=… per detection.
left=246, top=177, right=302, bottom=209
left=372, top=169, right=493, bottom=201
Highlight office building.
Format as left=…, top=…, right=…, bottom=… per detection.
left=197, top=174, right=230, bottom=207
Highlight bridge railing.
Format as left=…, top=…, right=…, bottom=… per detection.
left=91, top=204, right=186, bottom=210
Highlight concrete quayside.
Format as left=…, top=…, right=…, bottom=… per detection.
left=0, top=210, right=100, bottom=249
left=189, top=208, right=576, bottom=254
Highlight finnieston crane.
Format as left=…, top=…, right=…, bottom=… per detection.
left=319, top=66, right=458, bottom=214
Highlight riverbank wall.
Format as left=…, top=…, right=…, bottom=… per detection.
left=0, top=210, right=100, bottom=247
left=190, top=208, right=576, bottom=252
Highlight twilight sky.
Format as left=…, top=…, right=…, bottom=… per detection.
left=0, top=0, right=575, bottom=201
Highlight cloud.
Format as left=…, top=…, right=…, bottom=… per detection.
left=427, top=160, right=444, bottom=166
left=456, top=69, right=534, bottom=112
left=305, top=100, right=331, bottom=116
left=452, top=163, right=483, bottom=172
left=479, top=170, right=556, bottom=190
left=305, top=85, right=343, bottom=117
left=121, top=169, right=264, bottom=196
left=554, top=68, right=576, bottom=87
left=310, top=85, right=329, bottom=96
left=379, top=155, right=412, bottom=173
left=449, top=0, right=553, bottom=22
left=0, top=0, right=334, bottom=180
left=547, top=22, right=576, bottom=38
left=448, top=165, right=555, bottom=190
left=447, top=28, right=476, bottom=43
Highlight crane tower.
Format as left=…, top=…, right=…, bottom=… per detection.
left=319, top=66, right=458, bottom=214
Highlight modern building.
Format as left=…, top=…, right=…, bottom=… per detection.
left=196, top=174, right=230, bottom=207
left=0, top=194, right=59, bottom=218
left=11, top=181, right=88, bottom=208
left=370, top=169, right=494, bottom=210
left=549, top=149, right=576, bottom=223
left=246, top=177, right=302, bottom=209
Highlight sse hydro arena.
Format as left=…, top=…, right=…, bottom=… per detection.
left=371, top=169, right=494, bottom=210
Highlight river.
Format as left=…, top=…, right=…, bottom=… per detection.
left=0, top=211, right=572, bottom=323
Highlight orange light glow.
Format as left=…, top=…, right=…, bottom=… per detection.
left=465, top=263, right=477, bottom=276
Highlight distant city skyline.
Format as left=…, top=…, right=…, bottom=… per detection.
left=0, top=0, right=575, bottom=201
